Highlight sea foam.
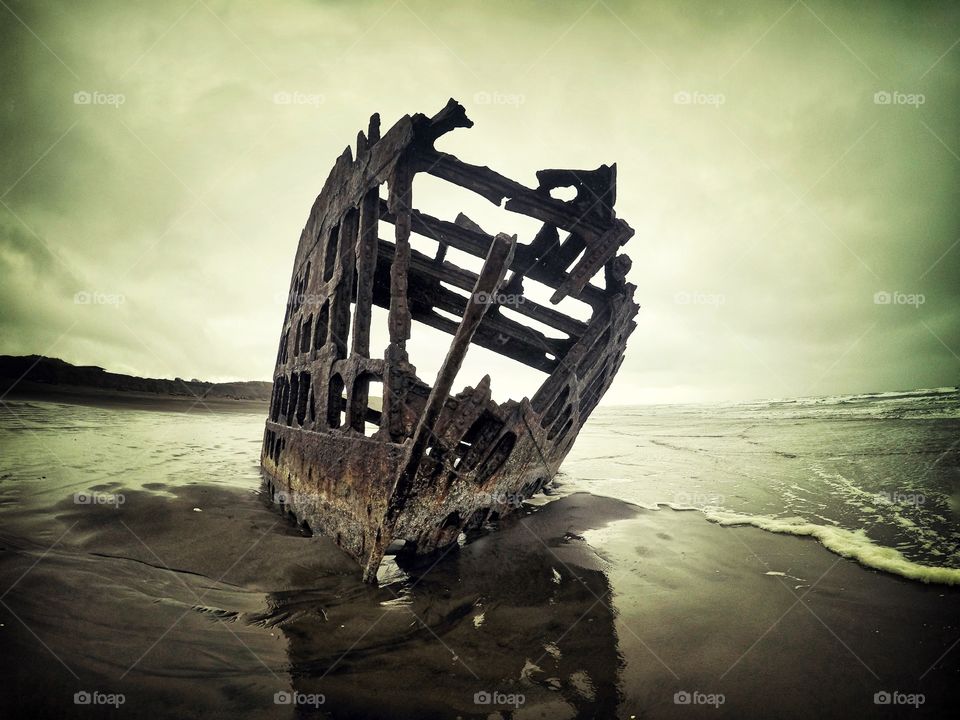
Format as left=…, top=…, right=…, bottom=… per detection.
left=703, top=510, right=960, bottom=586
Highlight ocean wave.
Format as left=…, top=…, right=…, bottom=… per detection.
left=703, top=510, right=960, bottom=586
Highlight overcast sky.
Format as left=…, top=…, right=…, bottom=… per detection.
left=1, top=0, right=958, bottom=404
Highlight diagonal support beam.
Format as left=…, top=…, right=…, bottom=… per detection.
left=363, top=232, right=516, bottom=582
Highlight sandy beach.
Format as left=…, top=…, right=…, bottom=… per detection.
left=1, top=397, right=957, bottom=719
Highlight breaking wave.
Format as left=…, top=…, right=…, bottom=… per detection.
left=703, top=510, right=960, bottom=586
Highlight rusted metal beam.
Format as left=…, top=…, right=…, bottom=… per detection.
left=364, top=233, right=516, bottom=581
left=380, top=202, right=609, bottom=307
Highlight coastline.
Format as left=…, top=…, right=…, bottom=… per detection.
left=0, top=480, right=957, bottom=718
left=2, top=382, right=269, bottom=413
left=0, top=396, right=957, bottom=717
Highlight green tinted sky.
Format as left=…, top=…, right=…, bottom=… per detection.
left=1, top=0, right=958, bottom=403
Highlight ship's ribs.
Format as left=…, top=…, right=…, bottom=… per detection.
left=261, top=99, right=639, bottom=582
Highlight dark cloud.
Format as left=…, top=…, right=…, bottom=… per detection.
left=1, top=0, right=958, bottom=401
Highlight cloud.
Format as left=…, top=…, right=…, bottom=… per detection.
left=1, top=0, right=958, bottom=401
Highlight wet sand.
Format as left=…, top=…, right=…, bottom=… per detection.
left=1, top=477, right=957, bottom=719
left=1, top=398, right=958, bottom=717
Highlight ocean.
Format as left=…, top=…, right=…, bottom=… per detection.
left=562, top=388, right=960, bottom=584
left=2, top=389, right=958, bottom=588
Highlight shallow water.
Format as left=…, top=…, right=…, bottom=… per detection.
left=565, top=388, right=960, bottom=579
left=1, top=395, right=958, bottom=718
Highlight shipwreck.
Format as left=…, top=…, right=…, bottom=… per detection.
left=261, top=99, right=639, bottom=582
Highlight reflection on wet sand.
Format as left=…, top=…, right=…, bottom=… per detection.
left=0, top=464, right=634, bottom=719
left=271, top=492, right=633, bottom=719
left=2, top=401, right=958, bottom=719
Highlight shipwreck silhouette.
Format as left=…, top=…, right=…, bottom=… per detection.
left=261, top=99, right=638, bottom=582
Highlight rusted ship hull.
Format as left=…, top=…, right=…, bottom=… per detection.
left=261, top=100, right=638, bottom=582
